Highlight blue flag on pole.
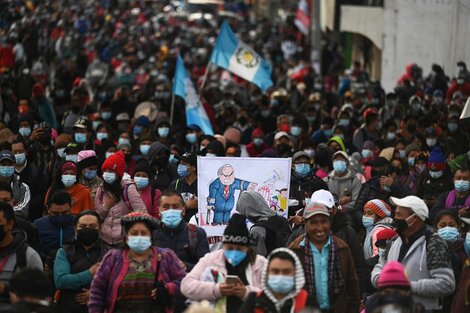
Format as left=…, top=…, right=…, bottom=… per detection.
left=173, top=55, right=214, bottom=135
left=210, top=20, right=273, bottom=91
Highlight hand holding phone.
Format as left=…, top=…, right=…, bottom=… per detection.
left=225, top=275, right=243, bottom=285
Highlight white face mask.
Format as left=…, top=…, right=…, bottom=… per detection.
left=426, top=138, right=437, bottom=147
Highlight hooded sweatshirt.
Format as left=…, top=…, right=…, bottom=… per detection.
left=146, top=142, right=177, bottom=190
left=236, top=191, right=275, bottom=256
left=239, top=247, right=307, bottom=313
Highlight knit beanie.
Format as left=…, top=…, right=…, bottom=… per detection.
left=77, top=150, right=98, bottom=169
left=223, top=127, right=242, bottom=145
left=222, top=214, right=250, bottom=246
left=102, top=151, right=126, bottom=177
left=405, top=143, right=420, bottom=157
left=428, top=146, right=445, bottom=171
left=375, top=228, right=397, bottom=248
left=61, top=161, right=78, bottom=174
left=364, top=199, right=392, bottom=218
left=55, top=134, right=72, bottom=148
left=17, top=114, right=34, bottom=129
left=378, top=261, right=411, bottom=289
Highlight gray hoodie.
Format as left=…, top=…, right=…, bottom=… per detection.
left=236, top=191, right=275, bottom=256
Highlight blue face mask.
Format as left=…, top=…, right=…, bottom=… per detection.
left=253, top=138, right=264, bottom=146
left=18, top=127, right=31, bottom=138
left=96, top=132, right=108, bottom=141
left=57, top=148, right=66, bottom=159
left=294, top=164, right=310, bottom=177
left=362, top=216, right=375, bottom=229
left=465, top=233, right=470, bottom=256
left=161, top=209, right=183, bottom=228
left=118, top=138, right=130, bottom=146
left=101, top=112, right=112, bottom=120
left=362, top=149, right=372, bottom=158
left=290, top=126, right=302, bottom=137
left=133, top=126, right=143, bottom=137
left=74, top=133, right=87, bottom=144
left=177, top=164, right=189, bottom=177
left=65, top=154, right=78, bottom=163
left=158, top=127, right=170, bottom=138
left=186, top=133, right=197, bottom=144
left=169, top=154, right=178, bottom=164
left=267, top=275, right=295, bottom=294
left=333, top=160, right=347, bottom=173
left=61, top=174, right=76, bottom=187
left=140, top=145, right=151, bottom=156
left=448, top=122, right=458, bottom=133
left=15, top=153, right=26, bottom=165
left=224, top=250, right=247, bottom=267
left=323, top=129, right=333, bottom=138
left=408, top=157, right=415, bottom=167
left=83, top=169, right=97, bottom=180
left=399, top=150, right=406, bottom=159
left=127, top=236, right=152, bottom=253
left=134, top=176, right=149, bottom=189
left=455, top=180, right=470, bottom=193
left=0, top=166, right=15, bottom=177
left=437, top=226, right=460, bottom=242
left=338, top=119, right=349, bottom=127
left=102, top=172, right=116, bottom=184
left=429, top=170, right=443, bottom=179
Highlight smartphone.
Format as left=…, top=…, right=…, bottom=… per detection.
left=225, top=275, right=243, bottom=285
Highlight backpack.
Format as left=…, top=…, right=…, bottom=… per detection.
left=253, top=216, right=292, bottom=255
left=15, top=243, right=28, bottom=270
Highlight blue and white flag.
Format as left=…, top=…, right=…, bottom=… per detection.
left=173, top=55, right=214, bottom=135
left=210, top=20, right=273, bottom=91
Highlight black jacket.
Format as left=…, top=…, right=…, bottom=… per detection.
left=153, top=222, right=209, bottom=271
left=0, top=302, right=64, bottom=313
left=289, top=171, right=328, bottom=216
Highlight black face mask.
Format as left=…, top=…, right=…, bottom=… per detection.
left=77, top=228, right=100, bottom=246
left=238, top=116, right=247, bottom=126
left=377, top=291, right=413, bottom=308
left=153, top=155, right=168, bottom=168
left=392, top=218, right=409, bottom=235
left=0, top=225, right=7, bottom=242
left=407, top=124, right=417, bottom=133
left=276, top=143, right=291, bottom=156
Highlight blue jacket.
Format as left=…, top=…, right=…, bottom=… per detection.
left=33, top=215, right=75, bottom=258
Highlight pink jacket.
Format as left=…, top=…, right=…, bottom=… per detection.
left=181, top=249, right=267, bottom=301
left=95, top=179, right=147, bottom=245
left=138, top=186, right=162, bottom=219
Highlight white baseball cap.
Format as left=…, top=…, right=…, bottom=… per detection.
left=389, top=196, right=429, bottom=221
left=311, top=189, right=335, bottom=209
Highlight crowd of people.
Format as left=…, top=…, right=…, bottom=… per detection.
left=0, top=1, right=470, bottom=313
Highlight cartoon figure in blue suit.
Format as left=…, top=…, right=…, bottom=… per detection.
left=207, top=164, right=257, bottom=225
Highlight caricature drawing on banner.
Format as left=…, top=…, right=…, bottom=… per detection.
left=197, top=156, right=291, bottom=237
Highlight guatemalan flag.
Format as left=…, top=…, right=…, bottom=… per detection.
left=173, top=55, right=214, bottom=135
left=210, top=20, right=273, bottom=91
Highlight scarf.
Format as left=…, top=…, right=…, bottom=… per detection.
left=303, top=234, right=344, bottom=306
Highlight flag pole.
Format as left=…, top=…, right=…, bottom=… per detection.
left=170, top=89, right=176, bottom=126
left=199, top=61, right=212, bottom=94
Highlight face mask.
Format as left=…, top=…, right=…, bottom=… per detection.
left=75, top=133, right=87, bottom=144
left=158, top=127, right=170, bottom=138
left=161, top=209, right=183, bottom=228
left=133, top=126, right=143, bottom=136
left=295, top=164, right=310, bottom=177
left=103, top=172, right=117, bottom=184
left=169, top=154, right=178, bottom=164
left=387, top=132, right=396, bottom=141
left=378, top=248, right=386, bottom=258
left=134, top=176, right=149, bottom=189
left=426, top=138, right=437, bottom=147
left=465, top=233, right=470, bottom=255
left=290, top=126, right=302, bottom=137
left=92, top=121, right=101, bottom=131
left=18, top=127, right=31, bottom=138
left=323, top=129, right=333, bottom=138
left=61, top=174, right=76, bottom=187
left=57, top=148, right=66, bottom=159
left=407, top=158, right=415, bottom=167
left=260, top=109, right=271, bottom=118
left=206, top=153, right=217, bottom=157
left=101, top=112, right=112, bottom=120
left=140, top=144, right=151, bottom=156
left=362, top=149, right=372, bottom=158
left=224, top=249, right=247, bottom=267
left=65, top=154, right=78, bottom=163
left=416, top=164, right=426, bottom=174
left=127, top=236, right=152, bottom=253
left=267, top=275, right=294, bottom=294
left=457, top=78, right=464, bottom=85
left=333, top=160, right=347, bottom=173
left=253, top=138, right=264, bottom=146
left=84, top=169, right=97, bottom=180
left=437, top=226, right=460, bottom=242
left=314, top=83, right=322, bottom=90
left=448, top=123, right=458, bottom=133
left=15, top=153, right=26, bottom=165
left=0, top=166, right=15, bottom=177
left=392, top=214, right=415, bottom=235
left=186, top=133, right=197, bottom=144
left=177, top=164, right=189, bottom=177
left=338, top=119, right=349, bottom=127
left=398, top=150, right=406, bottom=159
left=118, top=138, right=130, bottom=146
left=305, top=115, right=316, bottom=123
left=96, top=132, right=108, bottom=141
left=362, top=216, right=375, bottom=229
left=77, top=228, right=99, bottom=246
left=105, top=152, right=114, bottom=159
left=429, top=170, right=443, bottom=179
left=455, top=180, right=470, bottom=193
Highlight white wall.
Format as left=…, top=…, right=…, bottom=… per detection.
left=381, top=0, right=470, bottom=91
